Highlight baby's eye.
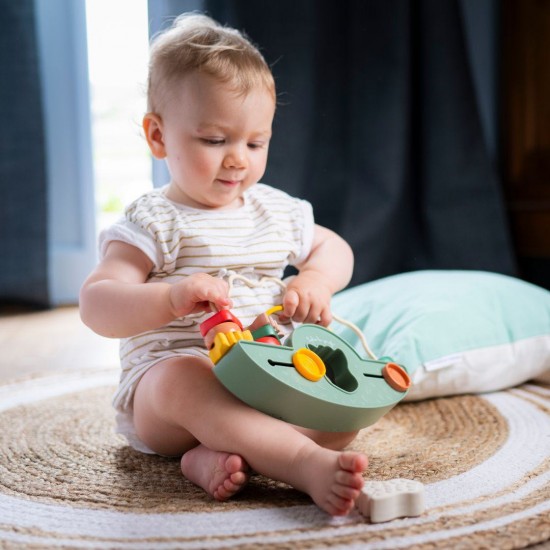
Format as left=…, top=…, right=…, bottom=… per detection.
left=201, top=138, right=225, bottom=146
left=248, top=142, right=265, bottom=150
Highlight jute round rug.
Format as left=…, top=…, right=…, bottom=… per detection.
left=0, top=369, right=549, bottom=549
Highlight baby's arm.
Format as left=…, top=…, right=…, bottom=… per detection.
left=79, top=240, right=231, bottom=338
left=283, top=224, right=354, bottom=326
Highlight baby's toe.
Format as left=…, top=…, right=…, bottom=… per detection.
left=326, top=493, right=354, bottom=516
left=336, top=470, right=364, bottom=489
left=229, top=470, right=248, bottom=486
left=333, top=483, right=361, bottom=501
left=339, top=452, right=368, bottom=473
left=225, top=454, right=248, bottom=475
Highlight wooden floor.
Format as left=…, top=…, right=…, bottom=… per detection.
left=0, top=306, right=119, bottom=383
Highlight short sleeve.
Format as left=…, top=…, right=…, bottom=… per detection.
left=290, top=198, right=315, bottom=266
left=99, top=219, right=165, bottom=271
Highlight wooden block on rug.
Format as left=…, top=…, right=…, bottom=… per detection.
left=356, top=478, right=425, bottom=523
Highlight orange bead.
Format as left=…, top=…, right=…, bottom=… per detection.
left=382, top=363, right=411, bottom=392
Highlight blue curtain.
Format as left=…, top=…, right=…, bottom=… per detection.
left=148, top=0, right=517, bottom=286
left=0, top=0, right=49, bottom=306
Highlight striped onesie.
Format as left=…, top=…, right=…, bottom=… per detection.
left=99, top=183, right=314, bottom=452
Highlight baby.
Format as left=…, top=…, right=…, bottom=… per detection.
left=80, top=13, right=367, bottom=516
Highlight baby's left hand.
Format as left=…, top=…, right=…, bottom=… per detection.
left=282, top=271, right=333, bottom=326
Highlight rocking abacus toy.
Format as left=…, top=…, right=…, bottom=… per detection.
left=199, top=274, right=411, bottom=432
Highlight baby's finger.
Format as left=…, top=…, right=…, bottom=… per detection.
left=283, top=288, right=299, bottom=320
left=305, top=299, right=330, bottom=324
left=319, top=306, right=333, bottom=327
left=199, top=280, right=231, bottom=309
left=213, top=296, right=232, bottom=310
left=209, top=288, right=232, bottom=310
left=289, top=297, right=310, bottom=323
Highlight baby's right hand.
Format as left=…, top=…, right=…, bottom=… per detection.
left=168, top=273, right=232, bottom=318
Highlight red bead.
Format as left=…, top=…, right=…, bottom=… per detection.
left=256, top=336, right=281, bottom=346
left=199, top=310, right=243, bottom=337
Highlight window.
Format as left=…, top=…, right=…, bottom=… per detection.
left=86, top=0, right=152, bottom=232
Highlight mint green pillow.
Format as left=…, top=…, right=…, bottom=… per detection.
left=332, top=271, right=550, bottom=400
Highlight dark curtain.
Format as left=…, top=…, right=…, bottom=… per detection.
left=0, top=0, right=49, bottom=306
left=148, top=0, right=517, bottom=287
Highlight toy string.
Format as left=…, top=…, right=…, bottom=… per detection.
left=211, top=272, right=378, bottom=361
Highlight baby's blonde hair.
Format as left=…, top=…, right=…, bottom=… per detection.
left=147, top=13, right=276, bottom=112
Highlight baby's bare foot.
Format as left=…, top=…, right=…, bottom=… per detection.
left=305, top=450, right=368, bottom=516
left=181, top=444, right=250, bottom=501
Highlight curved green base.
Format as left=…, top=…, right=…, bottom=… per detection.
left=213, top=324, right=409, bottom=432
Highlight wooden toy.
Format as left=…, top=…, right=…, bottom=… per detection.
left=200, top=309, right=411, bottom=432
left=356, top=479, right=425, bottom=523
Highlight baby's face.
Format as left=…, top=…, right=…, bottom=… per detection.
left=161, top=72, right=275, bottom=210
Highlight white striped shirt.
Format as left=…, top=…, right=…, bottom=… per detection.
left=99, top=183, right=314, bottom=413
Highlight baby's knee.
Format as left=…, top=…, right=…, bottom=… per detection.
left=136, top=356, right=212, bottom=411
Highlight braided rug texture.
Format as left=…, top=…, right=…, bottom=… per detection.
left=0, top=369, right=549, bottom=549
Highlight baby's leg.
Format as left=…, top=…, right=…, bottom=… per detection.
left=133, top=356, right=367, bottom=515
left=133, top=359, right=250, bottom=501
left=293, top=427, right=360, bottom=450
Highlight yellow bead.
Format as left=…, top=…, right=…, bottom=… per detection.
left=209, top=330, right=253, bottom=364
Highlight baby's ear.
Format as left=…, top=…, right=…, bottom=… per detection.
left=143, top=113, right=166, bottom=159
